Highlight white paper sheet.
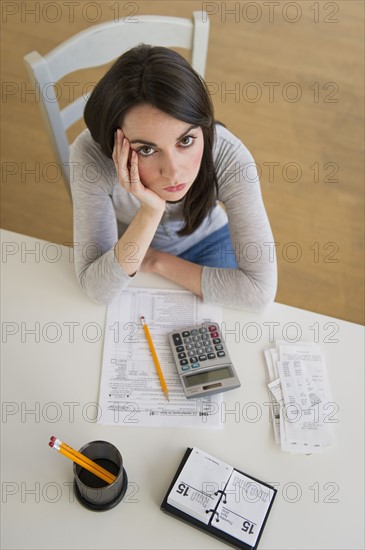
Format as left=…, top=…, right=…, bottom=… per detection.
left=263, top=341, right=334, bottom=453
left=263, top=349, right=280, bottom=443
left=215, top=470, right=275, bottom=547
left=278, top=345, right=333, bottom=452
left=267, top=378, right=282, bottom=444
left=168, top=447, right=233, bottom=523
left=98, top=287, right=223, bottom=428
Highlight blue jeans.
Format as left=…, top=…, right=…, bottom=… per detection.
left=177, top=224, right=238, bottom=268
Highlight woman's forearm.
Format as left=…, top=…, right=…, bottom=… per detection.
left=114, top=206, right=164, bottom=275
left=147, top=250, right=203, bottom=297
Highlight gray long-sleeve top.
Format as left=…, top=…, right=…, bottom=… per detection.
left=69, top=123, right=277, bottom=310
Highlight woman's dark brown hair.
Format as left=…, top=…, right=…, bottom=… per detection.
left=84, top=44, right=219, bottom=236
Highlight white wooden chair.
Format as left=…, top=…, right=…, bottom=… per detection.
left=23, top=11, right=210, bottom=197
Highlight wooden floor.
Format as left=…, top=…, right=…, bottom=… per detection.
left=1, top=0, right=364, bottom=324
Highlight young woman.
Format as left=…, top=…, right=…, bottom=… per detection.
left=70, top=44, right=277, bottom=310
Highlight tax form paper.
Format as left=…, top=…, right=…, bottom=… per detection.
left=98, top=287, right=223, bottom=428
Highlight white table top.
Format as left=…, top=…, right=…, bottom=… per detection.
left=1, top=229, right=364, bottom=550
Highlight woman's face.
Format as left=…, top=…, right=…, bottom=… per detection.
left=121, top=104, right=204, bottom=201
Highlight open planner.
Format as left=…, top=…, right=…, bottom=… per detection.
left=161, top=447, right=276, bottom=550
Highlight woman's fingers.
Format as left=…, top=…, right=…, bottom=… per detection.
left=129, top=150, right=140, bottom=186
left=113, top=133, right=165, bottom=211
left=113, top=131, right=164, bottom=211
left=119, top=135, right=131, bottom=181
left=113, top=129, right=138, bottom=190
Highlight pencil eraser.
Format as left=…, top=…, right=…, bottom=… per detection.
left=49, top=441, right=54, bottom=447
left=50, top=436, right=56, bottom=442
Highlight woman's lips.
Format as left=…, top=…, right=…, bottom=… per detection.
left=163, top=183, right=186, bottom=193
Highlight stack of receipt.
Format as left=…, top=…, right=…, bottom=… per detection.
left=264, top=340, right=335, bottom=453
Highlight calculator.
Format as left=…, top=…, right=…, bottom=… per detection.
left=168, top=322, right=241, bottom=399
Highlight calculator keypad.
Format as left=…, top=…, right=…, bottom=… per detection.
left=168, top=322, right=241, bottom=398
left=170, top=324, right=227, bottom=372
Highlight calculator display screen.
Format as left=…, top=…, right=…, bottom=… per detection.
left=184, top=367, right=232, bottom=387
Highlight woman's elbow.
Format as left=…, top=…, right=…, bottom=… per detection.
left=255, top=285, right=277, bottom=312
left=249, top=272, right=278, bottom=312
left=75, top=256, right=132, bottom=306
left=77, top=271, right=120, bottom=306
left=233, top=270, right=277, bottom=312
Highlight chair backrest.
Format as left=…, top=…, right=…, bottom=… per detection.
left=24, top=11, right=210, bottom=196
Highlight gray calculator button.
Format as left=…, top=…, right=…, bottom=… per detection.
left=190, top=356, right=198, bottom=363
left=198, top=354, right=207, bottom=361
left=173, top=333, right=182, bottom=346
left=180, top=359, right=188, bottom=366
left=193, top=335, right=200, bottom=342
left=178, top=352, right=186, bottom=359
left=217, top=351, right=226, bottom=358
left=186, top=344, right=193, bottom=350
left=184, top=337, right=192, bottom=344
left=215, top=344, right=223, bottom=351
left=176, top=346, right=184, bottom=352
left=188, top=350, right=195, bottom=357
left=205, top=346, right=213, bottom=352
left=196, top=347, right=204, bottom=354
left=199, top=327, right=207, bottom=333
left=181, top=365, right=190, bottom=371
left=201, top=334, right=209, bottom=340
left=191, top=363, right=200, bottom=368
left=194, top=342, right=201, bottom=348
left=191, top=329, right=199, bottom=336
left=207, top=353, right=216, bottom=359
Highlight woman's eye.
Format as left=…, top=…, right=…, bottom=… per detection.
left=180, top=135, right=196, bottom=147
left=136, top=135, right=197, bottom=157
left=137, top=146, right=154, bottom=156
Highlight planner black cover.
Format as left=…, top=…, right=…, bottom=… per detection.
left=161, top=447, right=277, bottom=550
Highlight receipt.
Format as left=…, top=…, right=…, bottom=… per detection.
left=264, top=341, right=334, bottom=453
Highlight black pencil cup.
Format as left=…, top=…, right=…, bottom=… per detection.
left=73, top=440, right=128, bottom=511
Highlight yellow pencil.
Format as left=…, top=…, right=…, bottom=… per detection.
left=49, top=440, right=116, bottom=484
left=141, top=316, right=169, bottom=401
left=50, top=437, right=116, bottom=483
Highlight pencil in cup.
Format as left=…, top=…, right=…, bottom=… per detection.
left=49, top=437, right=116, bottom=484
left=141, top=316, right=169, bottom=401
